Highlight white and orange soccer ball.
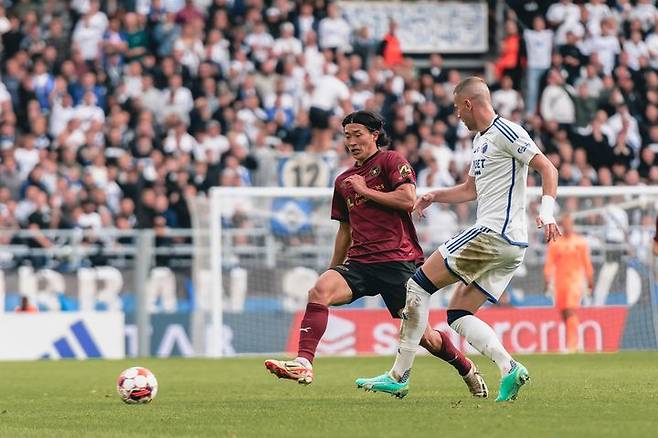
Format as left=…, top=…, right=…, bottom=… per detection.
left=117, top=367, right=158, bottom=404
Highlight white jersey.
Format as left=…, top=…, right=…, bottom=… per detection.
left=469, top=115, right=541, bottom=247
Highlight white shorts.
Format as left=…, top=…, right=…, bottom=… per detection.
left=438, top=225, right=525, bottom=303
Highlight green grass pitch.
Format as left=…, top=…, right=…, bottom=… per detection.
left=1, top=352, right=657, bottom=438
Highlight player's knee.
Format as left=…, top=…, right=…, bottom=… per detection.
left=408, top=268, right=438, bottom=294
left=419, top=329, right=442, bottom=352
left=308, top=286, right=320, bottom=303
left=447, top=309, right=473, bottom=327
left=308, top=286, right=331, bottom=305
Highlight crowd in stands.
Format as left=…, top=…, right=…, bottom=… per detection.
left=0, top=0, right=656, bottom=250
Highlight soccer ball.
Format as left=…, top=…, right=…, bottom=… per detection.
left=116, top=367, right=158, bottom=404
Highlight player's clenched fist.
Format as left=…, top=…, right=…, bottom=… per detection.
left=345, top=174, right=368, bottom=194
left=413, top=193, right=434, bottom=219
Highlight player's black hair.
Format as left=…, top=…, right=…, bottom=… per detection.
left=342, top=110, right=390, bottom=148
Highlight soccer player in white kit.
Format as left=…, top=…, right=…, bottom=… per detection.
left=356, top=77, right=560, bottom=401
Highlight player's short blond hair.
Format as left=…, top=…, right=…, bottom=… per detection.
left=453, top=76, right=491, bottom=102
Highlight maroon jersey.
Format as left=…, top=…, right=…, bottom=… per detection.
left=331, top=150, right=424, bottom=264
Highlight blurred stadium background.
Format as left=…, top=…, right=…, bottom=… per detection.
left=0, top=0, right=657, bottom=363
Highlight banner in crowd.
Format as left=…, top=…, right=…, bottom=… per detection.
left=0, top=312, right=125, bottom=360
left=340, top=1, right=488, bottom=53
left=285, top=308, right=629, bottom=355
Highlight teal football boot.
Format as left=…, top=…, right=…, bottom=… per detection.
left=496, top=362, right=529, bottom=402
left=355, top=372, right=409, bottom=399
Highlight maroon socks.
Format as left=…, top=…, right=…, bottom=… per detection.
left=297, top=302, right=329, bottom=364
left=433, top=330, right=472, bottom=376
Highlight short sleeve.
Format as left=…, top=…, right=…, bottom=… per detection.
left=504, top=134, right=541, bottom=166
left=330, top=186, right=349, bottom=222
left=385, top=152, right=416, bottom=188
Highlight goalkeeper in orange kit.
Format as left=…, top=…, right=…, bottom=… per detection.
left=544, top=213, right=594, bottom=353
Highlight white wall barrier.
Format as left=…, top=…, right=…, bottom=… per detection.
left=0, top=312, right=125, bottom=360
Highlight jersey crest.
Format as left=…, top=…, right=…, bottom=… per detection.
left=398, top=163, right=412, bottom=178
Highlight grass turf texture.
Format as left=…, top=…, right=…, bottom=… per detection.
left=1, top=353, right=657, bottom=438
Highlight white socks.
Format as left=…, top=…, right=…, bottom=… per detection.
left=450, top=314, right=513, bottom=376
left=295, top=357, right=312, bottom=369
left=389, top=278, right=431, bottom=382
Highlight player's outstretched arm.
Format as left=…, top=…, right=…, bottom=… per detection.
left=414, top=176, right=477, bottom=218
left=529, top=153, right=561, bottom=242
left=329, top=221, right=352, bottom=268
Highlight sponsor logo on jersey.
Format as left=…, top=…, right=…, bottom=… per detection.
left=472, top=157, right=486, bottom=176
left=482, top=144, right=488, bottom=153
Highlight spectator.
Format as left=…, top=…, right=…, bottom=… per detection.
left=15, top=296, right=38, bottom=313
left=546, top=0, right=581, bottom=29
left=607, top=104, right=641, bottom=154
left=492, top=75, right=524, bottom=118
left=102, top=17, right=128, bottom=62
left=245, top=21, right=274, bottom=65
left=74, top=91, right=105, bottom=131
left=524, top=16, right=553, bottom=115
left=585, top=17, right=621, bottom=75
left=569, top=82, right=598, bottom=129
left=630, top=0, right=656, bottom=32
left=174, top=22, right=205, bottom=76
left=493, top=20, right=521, bottom=83
left=540, top=69, right=575, bottom=124
left=124, top=12, right=148, bottom=63
left=585, top=0, right=612, bottom=37
left=575, top=63, right=604, bottom=98
left=176, top=0, right=204, bottom=25
left=352, top=26, right=377, bottom=69
left=161, top=74, right=194, bottom=125
left=308, top=66, right=351, bottom=151
left=272, top=22, right=302, bottom=58
left=559, top=31, right=585, bottom=85
left=318, top=2, right=351, bottom=53
left=379, top=19, right=403, bottom=68
left=623, top=30, right=649, bottom=72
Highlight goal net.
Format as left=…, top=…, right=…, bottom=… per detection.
left=203, top=186, right=658, bottom=357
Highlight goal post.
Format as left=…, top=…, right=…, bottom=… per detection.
left=204, top=185, right=658, bottom=357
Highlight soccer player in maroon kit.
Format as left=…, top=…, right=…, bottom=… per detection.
left=265, top=111, right=488, bottom=398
